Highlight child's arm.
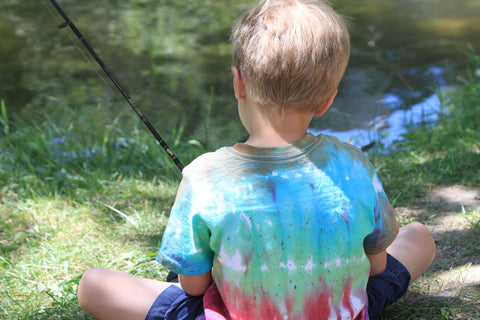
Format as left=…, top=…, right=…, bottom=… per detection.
left=367, top=250, right=387, bottom=276
left=178, top=269, right=213, bottom=296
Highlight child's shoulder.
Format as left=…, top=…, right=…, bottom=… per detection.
left=182, top=146, right=233, bottom=176
left=319, top=134, right=376, bottom=174
left=320, top=134, right=365, bottom=157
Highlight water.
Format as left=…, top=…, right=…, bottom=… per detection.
left=311, top=91, right=444, bottom=149
left=309, top=0, right=480, bottom=148
left=1, top=0, right=479, bottom=149
left=310, top=69, right=447, bottom=149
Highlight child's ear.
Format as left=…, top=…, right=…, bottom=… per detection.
left=232, top=67, right=246, bottom=100
left=314, top=89, right=338, bottom=116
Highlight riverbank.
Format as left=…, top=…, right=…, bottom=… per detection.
left=1, top=53, right=479, bottom=319
left=372, top=52, right=480, bottom=319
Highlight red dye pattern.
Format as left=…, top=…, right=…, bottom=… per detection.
left=212, top=276, right=366, bottom=320
left=244, top=252, right=253, bottom=270
left=218, top=281, right=283, bottom=320
left=204, top=283, right=231, bottom=320
left=259, top=286, right=284, bottom=320
left=284, top=294, right=296, bottom=318
left=342, top=280, right=355, bottom=318
left=303, top=279, right=332, bottom=320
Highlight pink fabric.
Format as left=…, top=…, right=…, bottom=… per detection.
left=203, top=283, right=230, bottom=320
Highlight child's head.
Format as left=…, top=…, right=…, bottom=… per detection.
left=231, top=0, right=350, bottom=114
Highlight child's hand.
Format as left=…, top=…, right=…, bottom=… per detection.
left=178, top=269, right=213, bottom=296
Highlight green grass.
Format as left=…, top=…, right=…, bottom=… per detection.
left=372, top=50, right=480, bottom=319
left=1, top=52, right=480, bottom=319
left=0, top=103, right=205, bottom=319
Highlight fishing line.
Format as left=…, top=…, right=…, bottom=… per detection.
left=42, top=0, right=154, bottom=154
left=47, top=0, right=184, bottom=171
left=41, top=0, right=124, bottom=106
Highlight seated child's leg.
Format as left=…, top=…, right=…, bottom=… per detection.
left=366, top=222, right=436, bottom=318
left=78, top=267, right=172, bottom=320
left=386, top=222, right=436, bottom=284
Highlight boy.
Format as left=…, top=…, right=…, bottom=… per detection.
left=77, top=0, right=436, bottom=319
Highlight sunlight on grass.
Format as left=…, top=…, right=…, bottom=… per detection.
left=380, top=207, right=480, bottom=320
left=1, top=50, right=479, bottom=318
left=435, top=264, right=480, bottom=289
left=0, top=192, right=171, bottom=319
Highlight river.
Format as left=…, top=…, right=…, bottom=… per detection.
left=1, top=0, right=479, bottom=149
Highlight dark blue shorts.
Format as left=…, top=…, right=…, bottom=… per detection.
left=367, top=253, right=411, bottom=319
left=146, top=254, right=410, bottom=320
left=145, top=285, right=204, bottom=320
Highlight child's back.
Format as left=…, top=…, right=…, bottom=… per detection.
left=157, top=0, right=397, bottom=318
left=159, top=134, right=398, bottom=318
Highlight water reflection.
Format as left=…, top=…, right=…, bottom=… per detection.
left=310, top=90, right=444, bottom=149
left=1, top=0, right=479, bottom=149
left=310, top=65, right=448, bottom=149
left=309, top=0, right=480, bottom=148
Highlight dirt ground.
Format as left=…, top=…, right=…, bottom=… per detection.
left=392, top=185, right=480, bottom=319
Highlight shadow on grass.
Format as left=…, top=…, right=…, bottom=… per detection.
left=379, top=283, right=480, bottom=320
left=429, top=228, right=480, bottom=273
left=385, top=193, right=480, bottom=319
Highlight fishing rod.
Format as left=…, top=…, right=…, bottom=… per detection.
left=49, top=0, right=184, bottom=171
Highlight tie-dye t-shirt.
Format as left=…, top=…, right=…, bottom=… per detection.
left=158, top=133, right=398, bottom=320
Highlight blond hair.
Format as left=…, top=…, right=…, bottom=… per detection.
left=231, top=0, right=350, bottom=113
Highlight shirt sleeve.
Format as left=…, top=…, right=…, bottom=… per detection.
left=156, top=175, right=214, bottom=275
left=363, top=171, right=399, bottom=255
